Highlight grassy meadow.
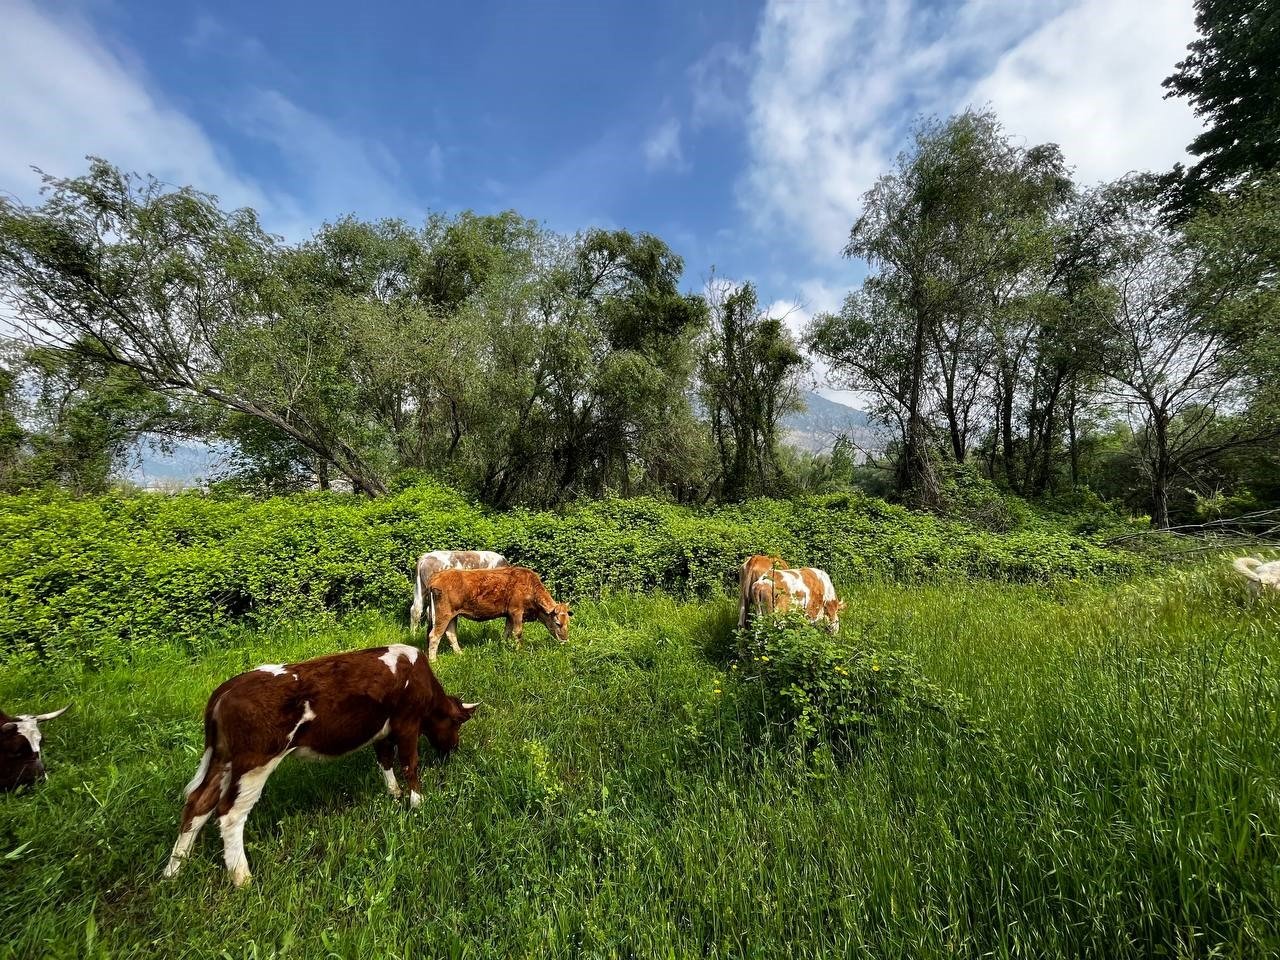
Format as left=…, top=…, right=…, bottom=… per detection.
left=3, top=567, right=1279, bottom=958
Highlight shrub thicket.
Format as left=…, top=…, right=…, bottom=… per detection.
left=730, top=612, right=974, bottom=757
left=0, top=482, right=1145, bottom=662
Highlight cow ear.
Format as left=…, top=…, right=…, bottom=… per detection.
left=1, top=721, right=15, bottom=734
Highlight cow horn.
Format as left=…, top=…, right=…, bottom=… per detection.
left=33, top=705, right=70, bottom=722
left=462, top=701, right=481, bottom=711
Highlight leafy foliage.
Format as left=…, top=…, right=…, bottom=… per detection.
left=731, top=611, right=971, bottom=758
left=1162, top=0, right=1280, bottom=213
left=0, top=483, right=1146, bottom=663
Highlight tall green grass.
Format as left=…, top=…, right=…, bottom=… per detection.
left=2, top=568, right=1277, bottom=958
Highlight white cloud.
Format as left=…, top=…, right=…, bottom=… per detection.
left=966, top=0, right=1202, bottom=186
left=0, top=0, right=267, bottom=212
left=643, top=118, right=687, bottom=172
left=0, top=0, right=419, bottom=238
left=740, top=0, right=1201, bottom=258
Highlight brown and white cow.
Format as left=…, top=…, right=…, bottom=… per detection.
left=425, top=566, right=570, bottom=662
left=1, top=704, right=70, bottom=791
left=749, top=567, right=844, bottom=634
left=163, top=645, right=478, bottom=887
left=410, top=550, right=509, bottom=634
left=738, top=554, right=789, bottom=628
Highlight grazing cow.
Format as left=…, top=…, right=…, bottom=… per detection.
left=410, top=550, right=509, bottom=635
left=426, top=566, right=570, bottom=662
left=163, top=645, right=478, bottom=887
left=1233, top=556, right=1280, bottom=594
left=1, top=704, right=70, bottom=791
left=750, top=567, right=844, bottom=634
left=739, top=554, right=789, bottom=628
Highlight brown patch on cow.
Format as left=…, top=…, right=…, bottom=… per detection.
left=425, top=567, right=570, bottom=661
left=739, top=554, right=789, bottom=628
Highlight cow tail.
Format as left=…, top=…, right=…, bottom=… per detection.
left=410, top=565, right=425, bottom=634
left=183, top=701, right=221, bottom=799
left=428, top=586, right=436, bottom=634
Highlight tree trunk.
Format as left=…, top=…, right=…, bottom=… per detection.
left=1066, top=381, right=1079, bottom=489
left=899, top=292, right=934, bottom=503
left=1151, top=412, right=1172, bottom=529
left=999, top=362, right=1017, bottom=489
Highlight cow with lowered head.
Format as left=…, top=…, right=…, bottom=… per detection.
left=750, top=566, right=844, bottom=634
left=1, top=704, right=70, bottom=791
left=164, top=644, right=478, bottom=887
left=425, top=566, right=570, bottom=661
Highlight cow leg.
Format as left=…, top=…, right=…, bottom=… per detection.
left=163, top=756, right=229, bottom=878
left=396, top=727, right=422, bottom=809
left=505, top=613, right=524, bottom=649
left=409, top=582, right=423, bottom=636
left=218, top=754, right=286, bottom=887
left=374, top=738, right=400, bottom=798
left=446, top=616, right=462, bottom=654
left=426, top=615, right=448, bottom=663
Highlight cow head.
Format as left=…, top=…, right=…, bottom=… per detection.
left=1, top=705, right=70, bottom=791
left=425, top=696, right=479, bottom=755
left=540, top=600, right=571, bottom=643
left=825, top=599, right=846, bottom=635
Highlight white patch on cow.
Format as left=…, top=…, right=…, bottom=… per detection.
left=219, top=753, right=287, bottom=887
left=379, top=643, right=419, bottom=673
left=812, top=568, right=837, bottom=605
left=286, top=701, right=316, bottom=747
left=11, top=717, right=42, bottom=754
left=182, top=747, right=212, bottom=798
left=409, top=790, right=422, bottom=809
left=381, top=765, right=401, bottom=798
left=775, top=569, right=811, bottom=607
left=255, top=664, right=288, bottom=676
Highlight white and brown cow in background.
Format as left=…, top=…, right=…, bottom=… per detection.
left=164, top=645, right=478, bottom=887
left=750, top=567, right=844, bottom=634
left=410, top=550, right=508, bottom=635
left=1, top=704, right=70, bottom=791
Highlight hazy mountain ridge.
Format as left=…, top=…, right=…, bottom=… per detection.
left=783, top=391, right=882, bottom=456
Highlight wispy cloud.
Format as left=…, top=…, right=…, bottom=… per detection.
left=688, top=42, right=749, bottom=129
left=739, top=0, right=1201, bottom=258
left=643, top=118, right=687, bottom=173
left=0, top=0, right=421, bottom=239
left=966, top=0, right=1202, bottom=186
left=0, top=0, right=267, bottom=212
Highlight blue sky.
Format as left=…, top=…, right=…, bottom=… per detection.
left=1, top=0, right=1202, bottom=395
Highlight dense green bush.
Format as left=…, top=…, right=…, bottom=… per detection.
left=0, top=482, right=1146, bottom=662
left=731, top=612, right=973, bottom=757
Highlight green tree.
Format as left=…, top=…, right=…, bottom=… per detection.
left=1162, top=0, right=1280, bottom=214
left=699, top=281, right=805, bottom=500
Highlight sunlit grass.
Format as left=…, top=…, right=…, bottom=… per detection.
left=2, top=569, right=1278, bottom=958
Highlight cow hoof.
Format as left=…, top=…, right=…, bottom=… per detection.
left=409, top=791, right=422, bottom=809
left=230, top=868, right=252, bottom=888
left=161, top=861, right=181, bottom=880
